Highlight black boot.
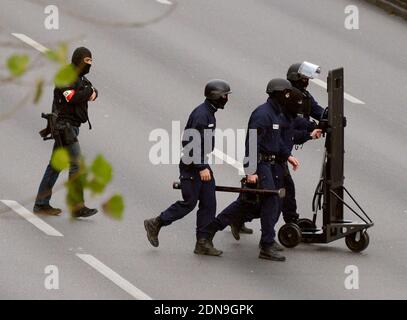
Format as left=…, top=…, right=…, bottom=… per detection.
left=204, top=221, right=221, bottom=246
left=194, top=238, right=223, bottom=256
left=144, top=216, right=162, bottom=247
left=73, top=206, right=98, bottom=218
left=259, top=246, right=286, bottom=261
left=239, top=223, right=253, bottom=234
left=33, top=204, right=62, bottom=216
left=270, top=241, right=284, bottom=251
left=230, top=222, right=241, bottom=241
left=283, top=213, right=299, bottom=224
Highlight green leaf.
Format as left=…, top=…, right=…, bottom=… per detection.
left=51, top=148, right=70, bottom=171
left=46, top=43, right=68, bottom=64
left=91, top=155, right=113, bottom=186
left=33, top=78, right=44, bottom=104
left=65, top=158, right=87, bottom=214
left=86, top=179, right=106, bottom=194
left=7, top=54, right=29, bottom=77
left=54, top=64, right=77, bottom=88
left=102, top=194, right=124, bottom=220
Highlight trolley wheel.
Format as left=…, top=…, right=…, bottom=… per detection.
left=278, top=223, right=301, bottom=248
left=345, top=231, right=370, bottom=253
left=297, top=218, right=316, bottom=231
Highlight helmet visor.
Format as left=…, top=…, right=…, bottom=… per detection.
left=298, top=61, right=321, bottom=79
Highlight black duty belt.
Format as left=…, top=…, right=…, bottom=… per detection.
left=259, top=153, right=286, bottom=164
left=259, top=154, right=277, bottom=163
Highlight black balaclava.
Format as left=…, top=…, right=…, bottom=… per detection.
left=71, top=47, right=92, bottom=76
left=291, top=78, right=309, bottom=91
left=209, top=95, right=228, bottom=110
left=271, top=90, right=291, bottom=109
left=283, top=88, right=304, bottom=118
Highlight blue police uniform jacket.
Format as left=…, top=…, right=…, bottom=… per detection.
left=244, top=97, right=291, bottom=175
left=292, top=90, right=325, bottom=144
left=180, top=99, right=217, bottom=171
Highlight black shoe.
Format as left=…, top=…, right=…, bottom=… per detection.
left=239, top=223, right=253, bottom=234
left=258, top=241, right=284, bottom=251
left=283, top=213, right=300, bottom=224
left=208, top=231, right=217, bottom=247
left=144, top=217, right=162, bottom=247
left=194, top=239, right=223, bottom=256
left=73, top=207, right=98, bottom=218
left=230, top=223, right=241, bottom=241
left=33, top=204, right=62, bottom=216
left=271, top=241, right=284, bottom=251
left=259, top=246, right=286, bottom=261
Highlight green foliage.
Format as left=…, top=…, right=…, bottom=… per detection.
left=51, top=148, right=70, bottom=171
left=103, top=194, right=124, bottom=220
left=61, top=154, right=124, bottom=218
left=33, top=78, right=44, bottom=104
left=54, top=64, right=77, bottom=88
left=46, top=43, right=69, bottom=64
left=66, top=158, right=87, bottom=213
left=7, top=54, right=29, bottom=77
left=87, top=155, right=113, bottom=195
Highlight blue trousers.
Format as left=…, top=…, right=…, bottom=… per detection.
left=35, top=127, right=82, bottom=206
left=207, top=162, right=284, bottom=248
left=281, top=166, right=299, bottom=222
left=160, top=166, right=216, bottom=240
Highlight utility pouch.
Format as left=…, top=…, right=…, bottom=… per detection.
left=60, top=122, right=78, bottom=146
left=240, top=177, right=261, bottom=204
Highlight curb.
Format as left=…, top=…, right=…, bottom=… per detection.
left=364, top=0, right=407, bottom=20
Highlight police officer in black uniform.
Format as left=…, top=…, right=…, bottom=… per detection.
left=33, top=47, right=98, bottom=218
left=204, top=79, right=300, bottom=261
left=144, top=80, right=232, bottom=256
left=282, top=61, right=325, bottom=223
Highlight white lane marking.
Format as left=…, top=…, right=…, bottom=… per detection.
left=76, top=254, right=152, bottom=300
left=212, top=148, right=245, bottom=175
left=156, top=0, right=173, bottom=5
left=0, top=200, right=63, bottom=237
left=311, top=78, right=365, bottom=105
left=11, top=33, right=49, bottom=53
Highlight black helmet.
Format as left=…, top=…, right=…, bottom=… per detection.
left=286, top=63, right=303, bottom=81
left=287, top=61, right=321, bottom=81
left=204, top=79, right=232, bottom=99
left=266, top=78, right=292, bottom=94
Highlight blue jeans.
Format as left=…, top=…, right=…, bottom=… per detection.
left=35, top=127, right=82, bottom=207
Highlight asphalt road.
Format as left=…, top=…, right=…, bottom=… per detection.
left=0, top=0, right=406, bottom=300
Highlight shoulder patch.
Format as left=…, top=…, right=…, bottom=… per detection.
left=63, top=89, right=76, bottom=102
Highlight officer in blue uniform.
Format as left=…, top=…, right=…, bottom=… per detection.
left=282, top=62, right=325, bottom=223
left=231, top=63, right=324, bottom=236
left=144, top=80, right=232, bottom=256
left=204, top=79, right=300, bottom=261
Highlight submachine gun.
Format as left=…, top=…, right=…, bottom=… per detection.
left=39, top=112, right=63, bottom=147
left=277, top=68, right=374, bottom=252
